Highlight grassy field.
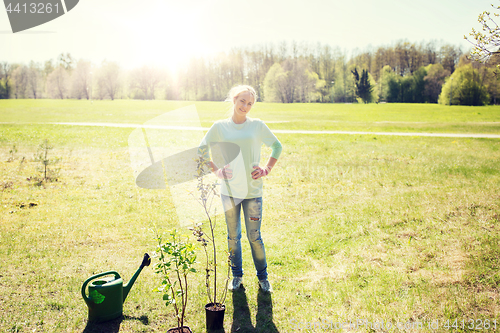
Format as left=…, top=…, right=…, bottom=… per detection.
left=2, top=99, right=500, bottom=134
left=1, top=100, right=499, bottom=332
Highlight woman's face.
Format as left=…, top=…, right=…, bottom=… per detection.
left=233, top=91, right=254, bottom=118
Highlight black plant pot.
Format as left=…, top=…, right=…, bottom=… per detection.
left=205, top=303, right=226, bottom=330
left=166, top=326, right=192, bottom=333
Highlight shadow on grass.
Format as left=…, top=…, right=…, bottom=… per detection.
left=82, top=314, right=149, bottom=333
left=230, top=286, right=278, bottom=333
left=256, top=290, right=278, bottom=332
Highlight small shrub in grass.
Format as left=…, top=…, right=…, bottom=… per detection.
left=152, top=228, right=197, bottom=333
left=32, top=139, right=61, bottom=184
left=0, top=181, right=14, bottom=191
left=7, top=144, right=17, bottom=162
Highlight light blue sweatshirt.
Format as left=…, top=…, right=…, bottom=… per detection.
left=199, top=117, right=282, bottom=199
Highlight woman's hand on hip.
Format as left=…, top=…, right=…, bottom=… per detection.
left=215, top=165, right=233, bottom=179
left=251, top=166, right=270, bottom=180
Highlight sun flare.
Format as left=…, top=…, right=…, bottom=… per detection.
left=127, top=1, right=211, bottom=73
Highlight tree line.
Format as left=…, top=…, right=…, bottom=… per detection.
left=1, top=40, right=498, bottom=105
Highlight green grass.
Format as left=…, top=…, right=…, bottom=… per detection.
left=0, top=100, right=499, bottom=332
left=2, top=99, right=500, bottom=134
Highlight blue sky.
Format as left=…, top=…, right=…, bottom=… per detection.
left=0, top=0, right=493, bottom=71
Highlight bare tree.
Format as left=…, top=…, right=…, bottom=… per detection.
left=96, top=61, right=121, bottom=100
left=12, top=65, right=28, bottom=99
left=439, top=44, right=462, bottom=74
left=46, top=66, right=69, bottom=99
left=71, top=60, right=92, bottom=99
left=422, top=40, right=438, bottom=66
left=130, top=65, right=164, bottom=100
left=44, top=60, right=55, bottom=77
left=182, top=58, right=209, bottom=100
left=103, top=61, right=121, bottom=100
left=27, top=61, right=42, bottom=99
left=319, top=45, right=337, bottom=102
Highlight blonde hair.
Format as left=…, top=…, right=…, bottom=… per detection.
left=226, top=85, right=257, bottom=103
left=223, top=85, right=257, bottom=117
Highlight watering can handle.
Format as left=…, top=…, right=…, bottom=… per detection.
left=81, top=271, right=121, bottom=303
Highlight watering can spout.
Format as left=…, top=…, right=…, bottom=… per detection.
left=123, top=253, right=151, bottom=302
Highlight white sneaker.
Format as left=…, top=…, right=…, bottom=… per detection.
left=228, top=277, right=243, bottom=291
left=258, top=279, right=273, bottom=293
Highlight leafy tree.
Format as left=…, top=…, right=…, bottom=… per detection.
left=332, top=57, right=356, bottom=103
left=380, top=66, right=430, bottom=103
left=0, top=40, right=471, bottom=102
left=306, top=70, right=325, bottom=103
left=379, top=65, right=395, bottom=102
left=424, top=64, right=450, bottom=103
left=400, top=70, right=425, bottom=103
left=351, top=68, right=374, bottom=103
left=279, top=59, right=299, bottom=103
left=366, top=71, right=379, bottom=103
left=262, top=58, right=321, bottom=103
left=438, top=64, right=489, bottom=106
left=287, top=59, right=322, bottom=103
left=459, top=52, right=500, bottom=104
left=459, top=78, right=490, bottom=105
left=0, top=62, right=13, bottom=98
left=466, top=2, right=500, bottom=63
left=263, top=63, right=287, bottom=102
left=0, top=81, right=6, bottom=99
left=482, top=65, right=500, bottom=104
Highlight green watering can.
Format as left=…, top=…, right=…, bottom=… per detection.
left=81, top=253, right=151, bottom=323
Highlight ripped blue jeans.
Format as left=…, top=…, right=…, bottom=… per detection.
left=221, top=194, right=268, bottom=281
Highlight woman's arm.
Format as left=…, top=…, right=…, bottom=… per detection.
left=251, top=157, right=277, bottom=179
left=251, top=138, right=282, bottom=180
left=208, top=161, right=233, bottom=179
left=265, top=157, right=278, bottom=172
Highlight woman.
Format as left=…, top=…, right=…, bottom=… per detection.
left=199, top=85, right=282, bottom=293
